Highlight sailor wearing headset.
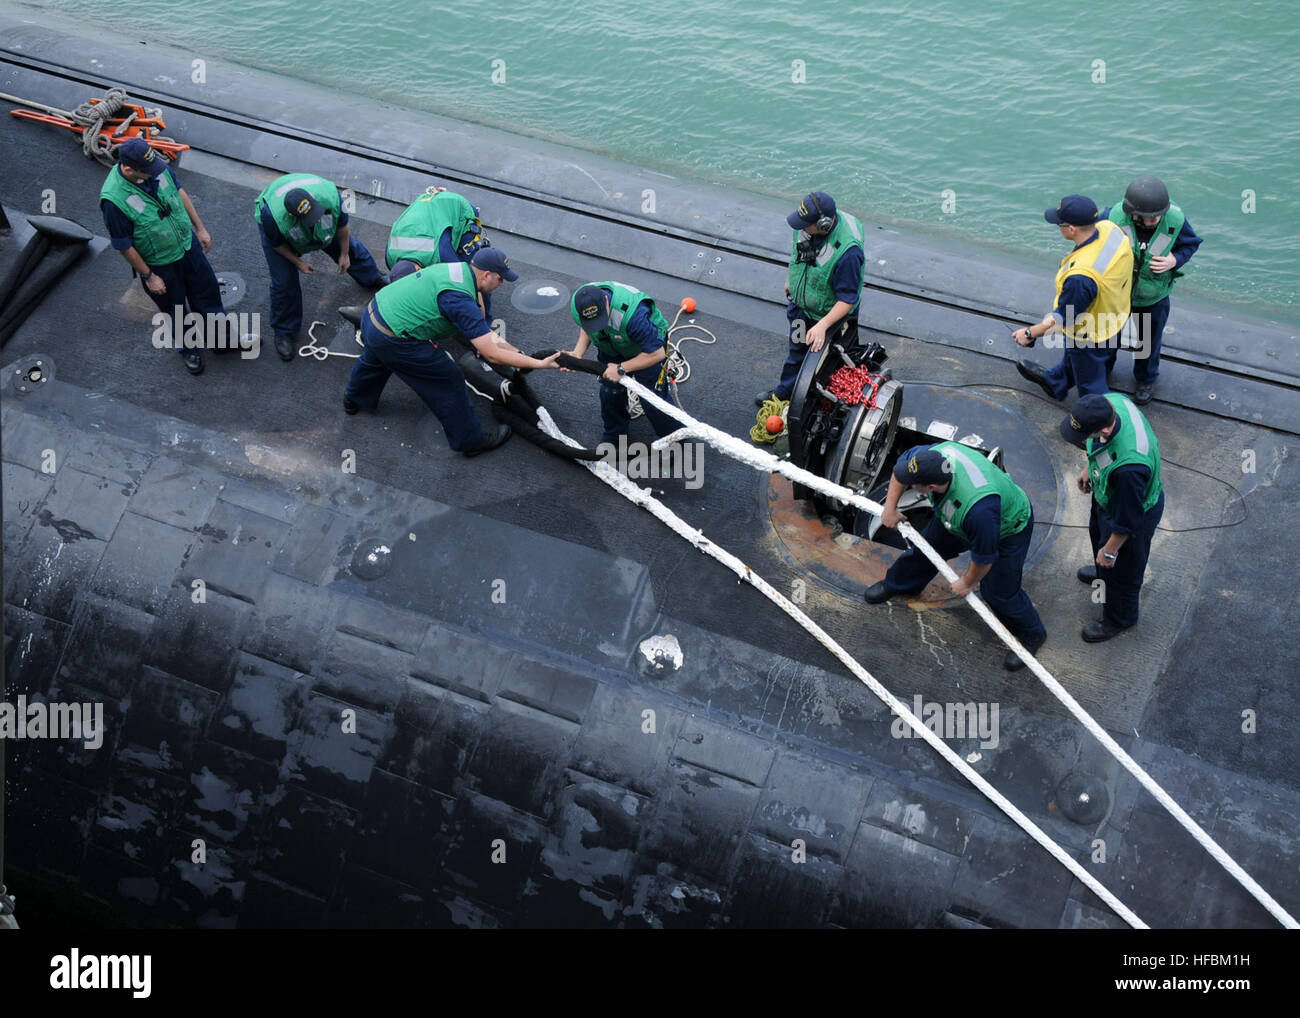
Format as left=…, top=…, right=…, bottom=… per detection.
left=755, top=191, right=866, bottom=407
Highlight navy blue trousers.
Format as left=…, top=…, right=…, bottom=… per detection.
left=1041, top=340, right=1118, bottom=400
left=259, top=227, right=385, bottom=339
left=1130, top=297, right=1170, bottom=383
left=882, top=515, right=1046, bottom=643
left=344, top=310, right=486, bottom=452
left=597, top=357, right=680, bottom=445
left=1090, top=491, right=1163, bottom=628
left=142, top=236, right=226, bottom=358
left=774, top=305, right=858, bottom=400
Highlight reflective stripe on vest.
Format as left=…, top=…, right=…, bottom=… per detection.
left=944, top=444, right=989, bottom=488
left=274, top=175, right=325, bottom=198
left=389, top=236, right=438, bottom=252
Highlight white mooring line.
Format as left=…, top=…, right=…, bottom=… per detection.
left=538, top=376, right=1296, bottom=930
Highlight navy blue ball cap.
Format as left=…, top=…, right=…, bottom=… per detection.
left=118, top=136, right=167, bottom=176
left=788, top=191, right=836, bottom=229
left=1060, top=394, right=1115, bottom=446
left=472, top=247, right=518, bottom=281
left=283, top=187, right=324, bottom=227
left=1044, top=194, right=1099, bottom=226
left=572, top=284, right=610, bottom=332
left=893, top=445, right=951, bottom=486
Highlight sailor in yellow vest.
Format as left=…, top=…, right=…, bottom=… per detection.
left=1060, top=393, right=1165, bottom=642
left=1014, top=195, right=1134, bottom=403
left=99, top=137, right=227, bottom=376
left=255, top=172, right=389, bottom=361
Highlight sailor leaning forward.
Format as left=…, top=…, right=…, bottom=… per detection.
left=254, top=172, right=389, bottom=361
left=343, top=249, right=559, bottom=457
left=864, top=444, right=1048, bottom=671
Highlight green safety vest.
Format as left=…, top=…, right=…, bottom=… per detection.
left=569, top=281, right=669, bottom=360
left=1109, top=204, right=1187, bottom=307
left=786, top=212, right=865, bottom=320
left=1087, top=394, right=1163, bottom=513
left=372, top=260, right=479, bottom=343
left=100, top=165, right=192, bottom=266
left=928, top=441, right=1032, bottom=539
left=386, top=190, right=482, bottom=269
left=254, top=173, right=340, bottom=253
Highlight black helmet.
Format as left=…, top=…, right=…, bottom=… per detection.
left=1122, top=176, right=1170, bottom=219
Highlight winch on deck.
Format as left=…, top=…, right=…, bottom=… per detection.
left=785, top=338, right=1003, bottom=548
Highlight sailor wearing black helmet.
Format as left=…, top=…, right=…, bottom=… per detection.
left=863, top=444, right=1047, bottom=671
left=755, top=191, right=866, bottom=407
left=1061, top=392, right=1165, bottom=642
left=1103, top=177, right=1203, bottom=405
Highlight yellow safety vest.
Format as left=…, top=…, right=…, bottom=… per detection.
left=1053, top=220, right=1133, bottom=344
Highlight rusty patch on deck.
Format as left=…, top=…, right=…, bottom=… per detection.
left=765, top=475, right=961, bottom=609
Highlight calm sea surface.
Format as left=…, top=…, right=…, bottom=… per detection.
left=26, top=0, right=1300, bottom=316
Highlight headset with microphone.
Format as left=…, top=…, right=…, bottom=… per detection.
left=808, top=193, right=835, bottom=233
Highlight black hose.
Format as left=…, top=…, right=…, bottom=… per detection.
left=0, top=244, right=92, bottom=346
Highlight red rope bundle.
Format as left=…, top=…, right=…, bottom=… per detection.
left=827, top=365, right=886, bottom=407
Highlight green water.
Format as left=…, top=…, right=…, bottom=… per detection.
left=20, top=0, right=1300, bottom=316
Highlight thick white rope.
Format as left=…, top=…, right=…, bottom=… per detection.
left=533, top=405, right=1146, bottom=928
left=620, top=376, right=1298, bottom=930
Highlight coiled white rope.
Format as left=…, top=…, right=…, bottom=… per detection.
left=534, top=404, right=1147, bottom=928
left=612, top=375, right=1298, bottom=930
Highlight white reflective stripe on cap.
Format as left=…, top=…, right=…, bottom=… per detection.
left=390, top=236, right=437, bottom=252
left=944, top=445, right=989, bottom=488
left=1119, top=397, right=1149, bottom=455
left=274, top=176, right=325, bottom=197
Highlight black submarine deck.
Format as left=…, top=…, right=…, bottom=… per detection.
left=2, top=16, right=1299, bottom=929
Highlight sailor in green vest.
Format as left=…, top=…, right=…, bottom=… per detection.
left=1014, top=194, right=1134, bottom=403
left=255, top=172, right=389, bottom=361
left=754, top=191, right=866, bottom=407
left=99, top=137, right=227, bottom=376
left=1061, top=393, right=1165, bottom=642
left=864, top=444, right=1047, bottom=671
left=343, top=248, right=560, bottom=456
left=567, top=281, right=682, bottom=445
left=1103, top=177, right=1203, bottom=405
left=386, top=186, right=487, bottom=279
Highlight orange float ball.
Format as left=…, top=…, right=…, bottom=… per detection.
left=765, top=415, right=784, bottom=434
left=681, top=297, right=697, bottom=313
